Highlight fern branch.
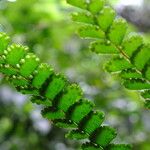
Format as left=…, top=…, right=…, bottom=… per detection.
left=66, top=0, right=150, bottom=109
left=0, top=32, right=131, bottom=150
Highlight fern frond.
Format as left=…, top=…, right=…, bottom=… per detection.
left=67, top=0, right=150, bottom=109
left=0, top=32, right=131, bottom=150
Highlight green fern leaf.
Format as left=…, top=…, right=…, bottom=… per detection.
left=80, top=111, right=104, bottom=135
left=90, top=40, right=118, bottom=54
left=0, top=32, right=10, bottom=54
left=121, top=33, right=143, bottom=57
left=66, top=129, right=88, bottom=140
left=96, top=6, right=116, bottom=31
left=0, top=32, right=131, bottom=150
left=120, top=69, right=142, bottom=79
left=78, top=25, right=105, bottom=39
left=72, top=12, right=95, bottom=25
left=123, top=79, right=150, bottom=90
left=67, top=0, right=150, bottom=109
left=66, top=0, right=87, bottom=9
left=5, top=44, right=28, bottom=66
left=87, top=0, right=105, bottom=14
left=31, top=96, right=52, bottom=107
left=31, top=63, right=53, bottom=89
left=105, top=57, right=133, bottom=73
left=90, top=126, right=117, bottom=147
left=108, top=18, right=127, bottom=45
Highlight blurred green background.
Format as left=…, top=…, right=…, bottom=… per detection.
left=0, top=0, right=150, bottom=150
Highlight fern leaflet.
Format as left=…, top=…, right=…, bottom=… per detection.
left=67, top=0, right=150, bottom=109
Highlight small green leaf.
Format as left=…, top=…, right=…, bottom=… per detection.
left=19, top=53, right=40, bottom=77
left=32, top=63, right=53, bottom=89
left=69, top=100, right=94, bottom=124
left=57, top=84, right=82, bottom=112
left=78, top=25, right=105, bottom=39
left=123, top=79, right=150, bottom=90
left=5, top=44, right=28, bottom=66
left=45, top=74, right=67, bottom=100
left=90, top=40, right=118, bottom=54
left=122, top=33, right=143, bottom=57
left=105, top=57, right=133, bottom=73
left=120, top=69, right=142, bottom=79
left=0, top=64, right=17, bottom=75
left=66, top=0, right=87, bottom=9
left=80, top=111, right=104, bottom=135
left=90, top=126, right=117, bottom=147
left=54, top=120, right=77, bottom=129
left=132, top=44, right=150, bottom=70
left=87, top=0, right=105, bottom=14
left=31, top=96, right=52, bottom=107
left=72, top=12, right=95, bottom=25
left=42, top=107, right=65, bottom=120
left=108, top=18, right=127, bottom=45
left=0, top=32, right=10, bottom=55
left=8, top=75, right=29, bottom=87
left=96, top=6, right=116, bottom=31
left=66, top=129, right=88, bottom=140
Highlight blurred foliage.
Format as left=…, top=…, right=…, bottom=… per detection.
left=0, top=0, right=150, bottom=150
